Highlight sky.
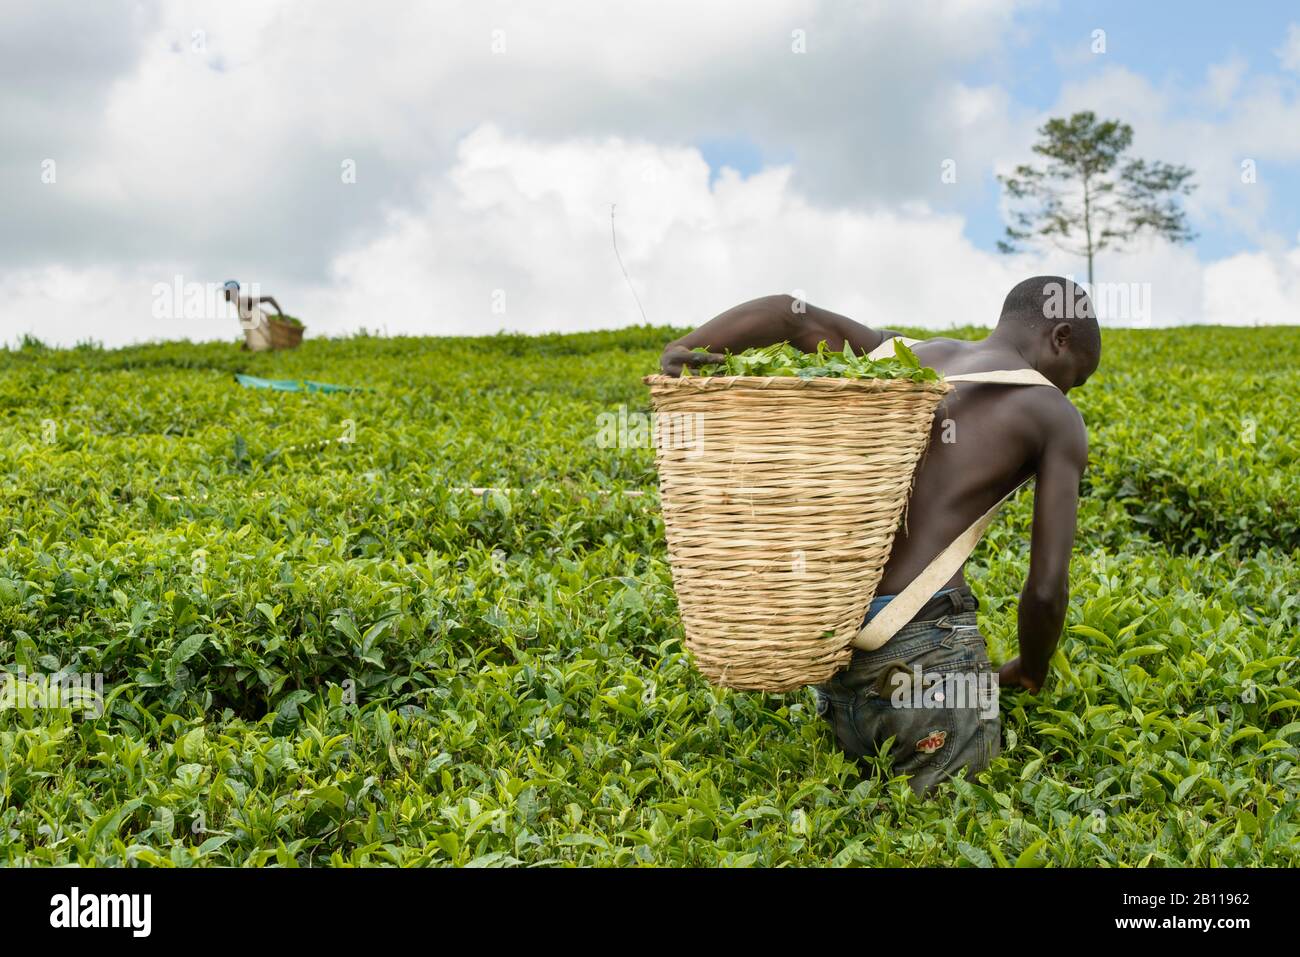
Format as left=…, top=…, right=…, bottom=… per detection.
left=3, top=0, right=1299, bottom=348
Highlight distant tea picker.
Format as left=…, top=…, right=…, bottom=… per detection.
left=224, top=280, right=304, bottom=351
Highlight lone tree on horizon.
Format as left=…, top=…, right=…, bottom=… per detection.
left=997, top=111, right=1196, bottom=288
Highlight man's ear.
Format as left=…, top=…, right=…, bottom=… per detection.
left=1051, top=322, right=1073, bottom=353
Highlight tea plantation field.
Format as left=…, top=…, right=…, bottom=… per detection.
left=1, top=325, right=1297, bottom=866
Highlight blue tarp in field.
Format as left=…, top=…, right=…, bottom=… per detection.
left=234, top=374, right=364, bottom=393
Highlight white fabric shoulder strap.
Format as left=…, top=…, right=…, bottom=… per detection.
left=866, top=337, right=1055, bottom=388
left=851, top=350, right=1058, bottom=651
left=946, top=368, right=1055, bottom=387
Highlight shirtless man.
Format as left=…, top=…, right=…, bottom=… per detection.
left=659, top=276, right=1099, bottom=792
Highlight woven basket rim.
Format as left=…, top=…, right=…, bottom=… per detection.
left=644, top=373, right=952, bottom=394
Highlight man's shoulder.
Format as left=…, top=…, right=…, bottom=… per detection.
left=910, top=334, right=965, bottom=347
left=1041, top=389, right=1085, bottom=428
left=1029, top=390, right=1088, bottom=463
left=909, top=335, right=965, bottom=358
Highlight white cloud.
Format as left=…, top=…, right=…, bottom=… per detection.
left=1205, top=56, right=1248, bottom=108
left=8, top=127, right=1297, bottom=349
left=4, top=1, right=1300, bottom=348
left=0, top=0, right=1034, bottom=274
left=1043, top=63, right=1300, bottom=248
left=1278, top=23, right=1300, bottom=72
left=310, top=125, right=1029, bottom=338
left=1204, top=247, right=1300, bottom=326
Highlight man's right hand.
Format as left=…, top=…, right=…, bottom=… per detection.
left=660, top=345, right=726, bottom=376
left=997, top=656, right=1041, bottom=694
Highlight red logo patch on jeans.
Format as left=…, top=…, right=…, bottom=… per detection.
left=916, top=730, right=947, bottom=754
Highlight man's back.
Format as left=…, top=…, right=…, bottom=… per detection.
left=875, top=337, right=1085, bottom=596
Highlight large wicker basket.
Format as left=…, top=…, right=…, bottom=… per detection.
left=267, top=316, right=304, bottom=350
left=645, top=373, right=952, bottom=692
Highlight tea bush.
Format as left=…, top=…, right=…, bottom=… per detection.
left=0, top=326, right=1296, bottom=866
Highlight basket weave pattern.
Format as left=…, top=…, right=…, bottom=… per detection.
left=268, top=317, right=304, bottom=350
left=645, top=374, right=952, bottom=691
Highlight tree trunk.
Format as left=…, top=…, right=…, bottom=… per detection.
left=1083, top=176, right=1095, bottom=289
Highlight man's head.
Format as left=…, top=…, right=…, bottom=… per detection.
left=223, top=279, right=240, bottom=303
left=997, top=276, right=1100, bottom=392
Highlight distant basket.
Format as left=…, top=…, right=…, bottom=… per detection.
left=267, top=316, right=304, bottom=350
left=644, top=373, right=952, bottom=692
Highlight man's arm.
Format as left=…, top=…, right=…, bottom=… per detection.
left=1000, top=405, right=1088, bottom=693
left=259, top=296, right=282, bottom=314
left=660, top=294, right=901, bottom=375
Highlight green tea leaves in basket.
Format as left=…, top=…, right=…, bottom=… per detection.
left=683, top=339, right=939, bottom=382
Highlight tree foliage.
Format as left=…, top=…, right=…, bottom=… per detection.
left=998, top=112, right=1196, bottom=286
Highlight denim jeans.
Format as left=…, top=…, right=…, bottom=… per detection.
left=813, top=588, right=1000, bottom=795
